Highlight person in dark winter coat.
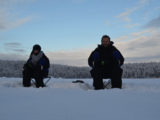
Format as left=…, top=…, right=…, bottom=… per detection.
left=88, top=35, right=124, bottom=90
left=23, top=44, right=50, bottom=88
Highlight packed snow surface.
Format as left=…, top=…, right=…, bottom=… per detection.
left=0, top=77, right=160, bottom=120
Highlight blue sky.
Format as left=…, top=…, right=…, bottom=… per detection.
left=0, top=0, right=160, bottom=66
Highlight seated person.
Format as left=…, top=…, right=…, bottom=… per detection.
left=88, top=35, right=124, bottom=90
left=23, top=44, right=50, bottom=88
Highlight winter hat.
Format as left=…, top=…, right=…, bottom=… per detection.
left=33, top=44, right=41, bottom=51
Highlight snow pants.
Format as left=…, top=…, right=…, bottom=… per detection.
left=90, top=64, right=123, bottom=90
left=23, top=66, right=45, bottom=88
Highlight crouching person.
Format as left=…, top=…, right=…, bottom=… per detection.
left=23, top=44, right=50, bottom=88
left=88, top=35, right=124, bottom=90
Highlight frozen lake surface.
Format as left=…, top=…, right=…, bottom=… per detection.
left=0, top=78, right=160, bottom=120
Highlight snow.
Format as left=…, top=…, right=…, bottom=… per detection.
left=0, top=78, right=160, bottom=120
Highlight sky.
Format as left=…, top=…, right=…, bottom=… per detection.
left=0, top=0, right=160, bottom=66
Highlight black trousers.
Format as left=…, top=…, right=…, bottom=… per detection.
left=90, top=65, right=123, bottom=90
left=23, top=67, right=45, bottom=88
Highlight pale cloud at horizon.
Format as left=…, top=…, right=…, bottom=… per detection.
left=4, top=42, right=26, bottom=53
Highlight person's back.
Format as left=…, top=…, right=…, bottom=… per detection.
left=88, top=35, right=124, bottom=90
left=23, top=44, right=50, bottom=88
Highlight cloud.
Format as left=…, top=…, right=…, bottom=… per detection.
left=116, top=8, right=137, bottom=22
left=125, top=56, right=160, bottom=63
left=113, top=29, right=151, bottom=42
left=116, top=0, right=149, bottom=22
left=1, top=42, right=27, bottom=61
left=139, top=0, right=149, bottom=4
left=0, top=0, right=33, bottom=30
left=4, top=42, right=26, bottom=53
left=144, top=15, right=160, bottom=29
left=0, top=17, right=32, bottom=30
left=5, top=42, right=21, bottom=47
left=12, top=49, right=26, bottom=52
left=113, top=36, right=129, bottom=41
left=115, top=28, right=160, bottom=63
left=0, top=42, right=28, bottom=61
left=125, top=23, right=140, bottom=28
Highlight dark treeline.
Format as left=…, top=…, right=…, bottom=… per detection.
left=0, top=60, right=160, bottom=78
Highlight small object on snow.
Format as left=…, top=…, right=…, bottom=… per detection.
left=72, top=80, right=93, bottom=90
left=72, top=80, right=85, bottom=83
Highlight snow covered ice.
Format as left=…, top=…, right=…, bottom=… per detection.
left=0, top=77, right=160, bottom=120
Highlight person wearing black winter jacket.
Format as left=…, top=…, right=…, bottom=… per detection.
left=88, top=35, right=124, bottom=90
left=23, top=44, right=50, bottom=88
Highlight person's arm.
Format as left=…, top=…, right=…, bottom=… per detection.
left=24, top=53, right=33, bottom=69
left=39, top=54, right=50, bottom=77
left=88, top=51, right=94, bottom=68
left=113, top=47, right=124, bottom=66
left=40, top=54, right=50, bottom=68
left=44, top=55, right=50, bottom=69
left=88, top=51, right=100, bottom=68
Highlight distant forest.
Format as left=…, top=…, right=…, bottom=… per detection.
left=0, top=60, right=160, bottom=78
